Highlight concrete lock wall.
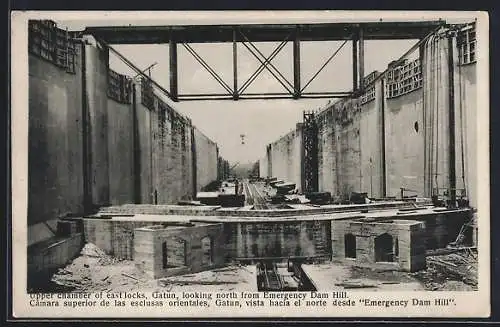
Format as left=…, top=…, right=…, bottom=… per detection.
left=266, top=30, right=477, bottom=206
left=133, top=82, right=153, bottom=204
left=27, top=31, right=221, bottom=233
left=86, top=45, right=111, bottom=207
left=193, top=127, right=218, bottom=191
left=359, top=81, right=385, bottom=199
left=317, top=108, right=337, bottom=197
left=85, top=44, right=200, bottom=206
left=459, top=64, right=477, bottom=208
left=107, top=86, right=135, bottom=205
left=385, top=89, right=425, bottom=197
left=326, top=97, right=364, bottom=200
left=149, top=95, right=194, bottom=203
left=268, top=123, right=303, bottom=192
left=259, top=155, right=268, bottom=178
left=28, top=45, right=85, bottom=225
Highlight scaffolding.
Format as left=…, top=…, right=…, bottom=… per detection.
left=28, top=20, right=77, bottom=74
left=107, top=68, right=132, bottom=104
left=303, top=111, right=319, bottom=194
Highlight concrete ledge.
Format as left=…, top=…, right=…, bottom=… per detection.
left=93, top=201, right=418, bottom=218
left=28, top=233, right=83, bottom=286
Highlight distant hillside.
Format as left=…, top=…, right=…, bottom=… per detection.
left=231, top=162, right=254, bottom=179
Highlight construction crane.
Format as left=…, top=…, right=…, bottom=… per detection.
left=133, top=62, right=158, bottom=79
left=229, top=162, right=240, bottom=174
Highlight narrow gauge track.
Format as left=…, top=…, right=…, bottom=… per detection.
left=247, top=181, right=269, bottom=209
left=242, top=181, right=255, bottom=206
left=262, top=262, right=282, bottom=291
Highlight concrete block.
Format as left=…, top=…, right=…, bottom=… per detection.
left=331, top=218, right=426, bottom=272
left=134, top=223, right=225, bottom=279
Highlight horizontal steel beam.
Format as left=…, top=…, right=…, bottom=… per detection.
left=179, top=92, right=296, bottom=97
left=177, top=94, right=353, bottom=101
left=90, top=21, right=446, bottom=103
left=302, top=92, right=353, bottom=95
left=83, top=21, right=445, bottom=44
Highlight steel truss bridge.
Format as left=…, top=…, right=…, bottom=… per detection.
left=83, top=21, right=445, bottom=102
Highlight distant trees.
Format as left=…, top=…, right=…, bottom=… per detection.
left=249, top=161, right=260, bottom=178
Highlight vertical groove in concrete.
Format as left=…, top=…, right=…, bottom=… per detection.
left=81, top=42, right=92, bottom=211
left=191, top=127, right=197, bottom=198
left=132, top=81, right=142, bottom=204
left=380, top=78, right=387, bottom=197
left=447, top=35, right=457, bottom=206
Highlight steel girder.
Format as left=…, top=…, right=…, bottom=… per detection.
left=127, top=26, right=368, bottom=101
left=86, top=21, right=446, bottom=101
left=172, top=31, right=358, bottom=101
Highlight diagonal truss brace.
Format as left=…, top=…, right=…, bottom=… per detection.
left=171, top=29, right=359, bottom=100
left=238, top=34, right=292, bottom=95
left=301, top=38, right=350, bottom=93
left=181, top=43, right=234, bottom=95
left=85, top=22, right=450, bottom=101
left=239, top=30, right=295, bottom=96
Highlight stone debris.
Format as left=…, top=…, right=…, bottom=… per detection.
left=80, top=243, right=106, bottom=257
left=334, top=282, right=378, bottom=289
left=51, top=244, right=255, bottom=293
left=412, top=248, right=478, bottom=291
left=49, top=241, right=477, bottom=293
left=79, top=243, right=120, bottom=265
left=51, top=243, right=145, bottom=292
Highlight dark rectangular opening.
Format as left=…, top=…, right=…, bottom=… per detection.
left=162, top=241, right=168, bottom=269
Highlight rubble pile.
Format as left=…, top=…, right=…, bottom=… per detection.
left=79, top=243, right=120, bottom=266
left=50, top=243, right=256, bottom=293
left=51, top=243, right=147, bottom=292
left=412, top=248, right=478, bottom=291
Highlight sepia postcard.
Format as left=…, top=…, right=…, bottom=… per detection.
left=10, top=10, right=490, bottom=319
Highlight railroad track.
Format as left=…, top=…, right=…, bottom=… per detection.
left=248, top=182, right=269, bottom=209
left=242, top=180, right=269, bottom=209
left=242, top=181, right=255, bottom=206
left=263, top=262, right=282, bottom=291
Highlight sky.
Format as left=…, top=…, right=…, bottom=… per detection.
left=53, top=11, right=475, bottom=165
left=94, top=40, right=416, bottom=166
